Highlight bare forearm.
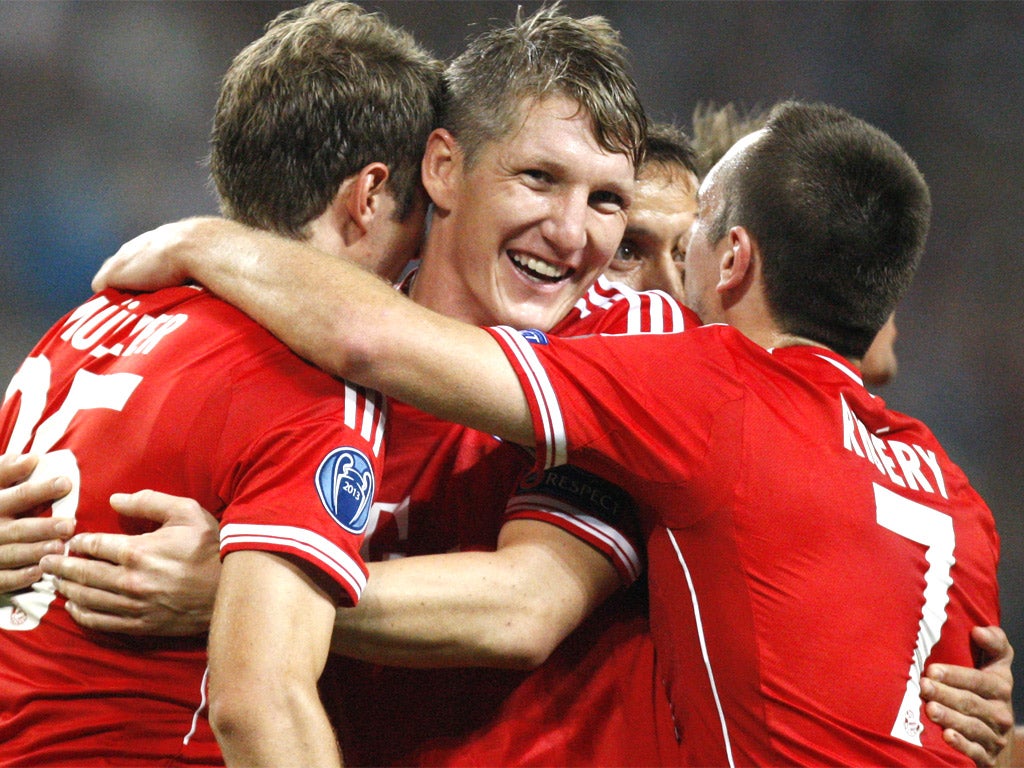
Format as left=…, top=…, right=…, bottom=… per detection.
left=209, top=551, right=340, bottom=767
left=96, top=217, right=533, bottom=443
left=331, top=523, right=618, bottom=669
left=333, top=551, right=545, bottom=669
left=214, top=685, right=340, bottom=768
left=175, top=218, right=368, bottom=373
left=177, top=218, right=533, bottom=444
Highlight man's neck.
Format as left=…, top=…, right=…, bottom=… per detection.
left=407, top=246, right=493, bottom=325
left=730, top=314, right=834, bottom=356
left=766, top=330, right=832, bottom=352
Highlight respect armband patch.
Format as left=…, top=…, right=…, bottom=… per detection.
left=515, top=464, right=637, bottom=532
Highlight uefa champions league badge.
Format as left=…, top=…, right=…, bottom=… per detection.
left=314, top=447, right=375, bottom=534
left=519, top=328, right=549, bottom=345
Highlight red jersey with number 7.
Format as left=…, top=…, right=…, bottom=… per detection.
left=486, top=321, right=1000, bottom=766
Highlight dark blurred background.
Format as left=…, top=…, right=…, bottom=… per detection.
left=1, top=1, right=1020, bottom=717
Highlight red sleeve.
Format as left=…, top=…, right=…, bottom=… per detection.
left=216, top=347, right=385, bottom=606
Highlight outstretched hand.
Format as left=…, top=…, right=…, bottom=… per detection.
left=0, top=454, right=73, bottom=593
left=92, top=217, right=218, bottom=293
left=922, top=625, right=1015, bottom=767
left=40, top=490, right=221, bottom=636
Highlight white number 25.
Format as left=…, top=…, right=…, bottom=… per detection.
left=1, top=356, right=141, bottom=630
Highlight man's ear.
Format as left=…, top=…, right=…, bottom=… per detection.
left=716, top=226, right=756, bottom=293
left=421, top=128, right=460, bottom=212
left=344, top=162, right=390, bottom=236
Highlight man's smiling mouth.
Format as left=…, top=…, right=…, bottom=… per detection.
left=509, top=251, right=575, bottom=283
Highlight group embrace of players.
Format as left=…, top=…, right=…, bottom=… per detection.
left=0, top=2, right=1019, bottom=766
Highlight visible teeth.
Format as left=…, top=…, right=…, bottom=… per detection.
left=510, top=252, right=567, bottom=279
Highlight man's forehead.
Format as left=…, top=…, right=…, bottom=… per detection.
left=639, top=161, right=698, bottom=195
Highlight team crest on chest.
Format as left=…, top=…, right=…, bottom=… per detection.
left=315, top=447, right=375, bottom=534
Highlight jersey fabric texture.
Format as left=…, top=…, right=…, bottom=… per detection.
left=0, top=287, right=384, bottom=766
left=322, top=276, right=697, bottom=767
left=486, top=321, right=1001, bottom=766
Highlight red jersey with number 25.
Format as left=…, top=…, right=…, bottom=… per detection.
left=487, top=321, right=1000, bottom=767
left=0, top=286, right=383, bottom=766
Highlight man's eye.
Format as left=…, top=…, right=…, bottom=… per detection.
left=590, top=190, right=625, bottom=213
left=613, top=241, right=641, bottom=263
left=522, top=169, right=552, bottom=184
left=672, top=248, right=686, bottom=263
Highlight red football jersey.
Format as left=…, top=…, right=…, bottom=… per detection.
left=0, top=287, right=383, bottom=765
left=323, top=277, right=698, bottom=766
left=487, top=322, right=1001, bottom=766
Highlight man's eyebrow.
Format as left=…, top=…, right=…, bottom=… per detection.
left=622, top=223, right=653, bottom=239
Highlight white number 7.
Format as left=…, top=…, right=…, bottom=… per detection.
left=874, top=482, right=955, bottom=746
left=1, top=356, right=141, bottom=630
